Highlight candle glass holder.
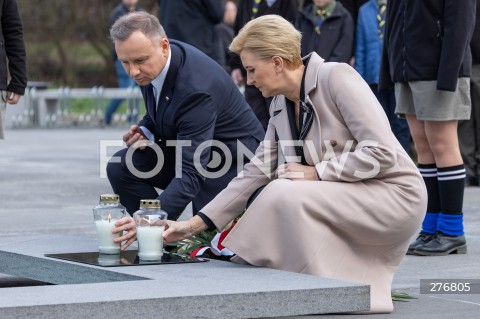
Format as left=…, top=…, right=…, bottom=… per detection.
left=133, top=199, right=168, bottom=261
left=97, top=253, right=121, bottom=266
left=93, top=194, right=126, bottom=254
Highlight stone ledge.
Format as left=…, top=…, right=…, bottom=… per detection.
left=0, top=235, right=370, bottom=318
left=0, top=251, right=148, bottom=284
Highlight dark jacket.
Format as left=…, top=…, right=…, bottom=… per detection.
left=296, top=2, right=354, bottom=62
left=110, top=3, right=143, bottom=60
left=0, top=0, right=26, bottom=95
left=139, top=40, right=265, bottom=218
left=337, top=0, right=368, bottom=25
left=379, top=0, right=476, bottom=92
left=304, top=1, right=369, bottom=24
left=230, top=0, right=298, bottom=71
left=157, top=0, right=224, bottom=64
left=472, top=0, right=480, bottom=64
left=234, top=0, right=298, bottom=34
left=215, top=22, right=235, bottom=70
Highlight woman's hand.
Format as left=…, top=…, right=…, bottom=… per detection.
left=276, top=163, right=320, bottom=181
left=163, top=215, right=209, bottom=245
left=113, top=216, right=137, bottom=250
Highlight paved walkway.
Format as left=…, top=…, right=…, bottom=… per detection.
left=1, top=128, right=479, bottom=318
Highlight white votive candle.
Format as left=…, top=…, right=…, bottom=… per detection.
left=136, top=225, right=165, bottom=261
left=95, top=220, right=121, bottom=254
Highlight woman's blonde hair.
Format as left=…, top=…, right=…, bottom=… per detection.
left=229, top=15, right=303, bottom=69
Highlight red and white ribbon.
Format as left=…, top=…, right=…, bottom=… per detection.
left=190, top=220, right=237, bottom=257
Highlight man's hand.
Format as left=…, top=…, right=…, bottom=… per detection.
left=276, top=163, right=320, bottom=181
left=5, top=91, right=21, bottom=104
left=123, top=124, right=149, bottom=150
left=113, top=216, right=137, bottom=250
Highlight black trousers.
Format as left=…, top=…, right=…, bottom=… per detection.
left=458, top=64, right=480, bottom=178
left=370, top=84, right=411, bottom=153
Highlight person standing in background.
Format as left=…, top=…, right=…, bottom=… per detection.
left=103, top=0, right=143, bottom=126
left=0, top=0, right=27, bottom=139
left=303, top=1, right=368, bottom=27
left=380, top=0, right=476, bottom=256
left=355, top=0, right=410, bottom=152
left=230, top=0, right=298, bottom=131
left=339, top=0, right=370, bottom=66
left=215, top=0, right=237, bottom=72
left=458, top=0, right=480, bottom=187
left=157, top=0, right=224, bottom=65
left=296, top=0, right=354, bottom=63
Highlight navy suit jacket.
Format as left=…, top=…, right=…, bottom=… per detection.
left=138, top=40, right=265, bottom=218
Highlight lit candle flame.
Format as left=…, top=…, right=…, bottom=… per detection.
left=108, top=214, right=111, bottom=223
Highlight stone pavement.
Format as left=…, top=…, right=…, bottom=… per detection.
left=1, top=128, right=479, bottom=318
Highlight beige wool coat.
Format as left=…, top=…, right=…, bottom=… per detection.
left=201, top=52, right=427, bottom=313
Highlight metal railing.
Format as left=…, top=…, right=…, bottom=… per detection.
left=10, top=86, right=143, bottom=128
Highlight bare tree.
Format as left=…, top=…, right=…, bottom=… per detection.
left=17, top=0, right=157, bottom=87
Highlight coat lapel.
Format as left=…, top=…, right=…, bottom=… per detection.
left=272, top=53, right=326, bottom=165
left=302, top=53, right=325, bottom=165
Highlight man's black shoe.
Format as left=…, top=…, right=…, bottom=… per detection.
left=414, top=232, right=467, bottom=256
left=407, top=232, right=435, bottom=255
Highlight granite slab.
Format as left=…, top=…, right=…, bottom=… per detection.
left=0, top=235, right=370, bottom=318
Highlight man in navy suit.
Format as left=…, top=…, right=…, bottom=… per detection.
left=107, top=12, right=265, bottom=220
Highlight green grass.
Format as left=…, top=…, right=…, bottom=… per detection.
left=391, top=292, right=417, bottom=302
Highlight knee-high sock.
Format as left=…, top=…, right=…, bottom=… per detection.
left=437, top=164, right=465, bottom=236
left=418, top=163, right=440, bottom=233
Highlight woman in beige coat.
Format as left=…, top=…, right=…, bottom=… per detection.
left=115, top=15, right=427, bottom=313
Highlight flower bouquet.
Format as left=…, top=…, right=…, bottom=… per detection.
left=167, top=214, right=243, bottom=261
